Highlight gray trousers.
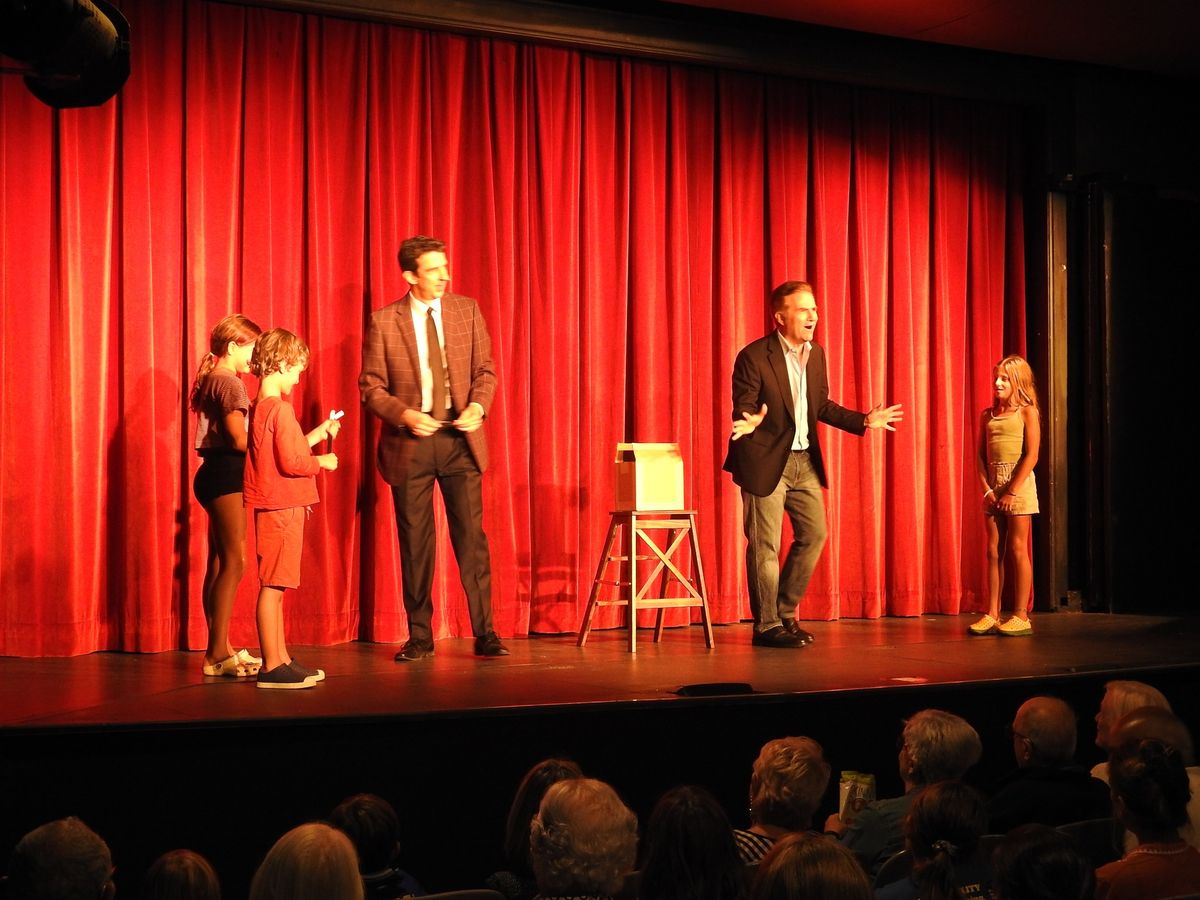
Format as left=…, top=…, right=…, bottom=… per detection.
left=742, top=449, right=827, bottom=632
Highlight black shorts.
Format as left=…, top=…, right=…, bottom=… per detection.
left=193, top=451, right=246, bottom=505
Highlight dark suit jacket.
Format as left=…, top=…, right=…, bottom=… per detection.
left=986, top=765, right=1113, bottom=834
left=359, top=291, right=497, bottom=485
left=723, top=332, right=866, bottom=496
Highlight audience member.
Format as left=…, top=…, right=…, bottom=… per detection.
left=749, top=832, right=871, bottom=900
left=640, top=785, right=746, bottom=900
left=486, top=758, right=584, bottom=900
left=990, top=824, right=1093, bottom=900
left=1095, top=739, right=1200, bottom=900
left=529, top=778, right=637, bottom=899
left=876, top=781, right=991, bottom=900
left=329, top=793, right=425, bottom=899
left=987, top=696, right=1111, bottom=833
left=825, top=709, right=981, bottom=878
left=735, top=736, right=831, bottom=865
left=1106, top=706, right=1199, bottom=849
left=1091, top=681, right=1171, bottom=777
left=142, top=849, right=221, bottom=900
left=7, top=816, right=115, bottom=900
left=249, top=822, right=364, bottom=900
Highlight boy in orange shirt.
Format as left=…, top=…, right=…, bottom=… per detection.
left=245, top=328, right=340, bottom=689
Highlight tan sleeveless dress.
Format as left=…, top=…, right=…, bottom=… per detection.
left=986, top=410, right=1038, bottom=516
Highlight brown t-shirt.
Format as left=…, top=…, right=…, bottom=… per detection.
left=194, top=370, right=249, bottom=451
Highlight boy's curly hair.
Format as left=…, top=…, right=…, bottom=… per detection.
left=251, top=328, right=310, bottom=377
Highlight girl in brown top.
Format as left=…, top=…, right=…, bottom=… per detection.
left=190, top=313, right=263, bottom=677
left=969, top=355, right=1041, bottom=637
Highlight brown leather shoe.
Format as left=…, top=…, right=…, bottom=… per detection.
left=751, top=625, right=804, bottom=648
left=394, top=639, right=434, bottom=662
left=783, top=619, right=815, bottom=645
left=474, top=631, right=510, bottom=657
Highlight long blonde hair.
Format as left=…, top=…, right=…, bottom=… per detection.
left=994, top=354, right=1039, bottom=413
left=189, top=314, right=262, bottom=411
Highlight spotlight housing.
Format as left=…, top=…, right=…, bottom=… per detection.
left=0, top=0, right=131, bottom=108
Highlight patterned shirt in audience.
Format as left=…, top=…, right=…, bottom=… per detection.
left=733, top=828, right=775, bottom=864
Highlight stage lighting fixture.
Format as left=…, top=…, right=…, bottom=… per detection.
left=0, top=0, right=130, bottom=108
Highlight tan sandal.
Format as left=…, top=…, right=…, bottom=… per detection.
left=235, top=649, right=262, bottom=674
left=968, top=614, right=999, bottom=635
left=997, top=616, right=1033, bottom=636
left=202, top=654, right=249, bottom=677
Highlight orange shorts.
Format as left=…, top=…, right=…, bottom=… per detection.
left=255, top=506, right=306, bottom=589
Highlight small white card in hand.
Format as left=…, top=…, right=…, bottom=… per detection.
left=329, top=409, right=345, bottom=421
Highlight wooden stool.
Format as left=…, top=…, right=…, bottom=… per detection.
left=577, top=509, right=714, bottom=652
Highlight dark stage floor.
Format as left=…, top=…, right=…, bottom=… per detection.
left=2, top=612, right=1197, bottom=731
left=3, top=612, right=1197, bottom=897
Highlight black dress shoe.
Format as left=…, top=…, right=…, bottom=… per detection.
left=394, top=639, right=434, bottom=662
left=474, top=631, right=510, bottom=657
left=751, top=625, right=803, bottom=648
left=783, top=619, right=815, bottom=644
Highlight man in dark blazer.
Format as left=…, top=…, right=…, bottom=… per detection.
left=723, top=281, right=901, bottom=648
left=360, top=234, right=508, bottom=660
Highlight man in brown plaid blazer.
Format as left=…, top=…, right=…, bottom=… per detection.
left=360, top=235, right=508, bottom=660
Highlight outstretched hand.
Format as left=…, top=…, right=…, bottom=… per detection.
left=866, top=402, right=903, bottom=431
left=326, top=409, right=344, bottom=441
left=306, top=415, right=343, bottom=446
left=731, top=404, right=768, bottom=440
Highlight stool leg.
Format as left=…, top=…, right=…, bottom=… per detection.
left=626, top=515, right=638, bottom=653
left=578, top=515, right=621, bottom=647
left=653, top=536, right=671, bottom=642
left=688, top=514, right=715, bottom=648
left=654, top=606, right=667, bottom=642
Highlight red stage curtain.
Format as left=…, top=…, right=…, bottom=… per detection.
left=0, top=0, right=1026, bottom=656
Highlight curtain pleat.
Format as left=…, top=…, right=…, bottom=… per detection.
left=0, top=0, right=1026, bottom=655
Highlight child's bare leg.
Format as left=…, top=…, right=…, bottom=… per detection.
left=201, top=518, right=219, bottom=637
left=257, top=585, right=286, bottom=671
left=275, top=607, right=291, bottom=666
left=204, top=494, right=246, bottom=664
left=1006, top=515, right=1033, bottom=619
left=984, top=513, right=1003, bottom=619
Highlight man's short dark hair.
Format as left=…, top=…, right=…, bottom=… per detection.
left=398, top=235, right=446, bottom=274
left=8, top=817, right=113, bottom=900
left=770, top=280, right=813, bottom=312
left=329, top=792, right=400, bottom=873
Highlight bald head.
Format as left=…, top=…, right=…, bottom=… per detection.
left=1114, top=706, right=1195, bottom=766
left=1014, top=697, right=1078, bottom=767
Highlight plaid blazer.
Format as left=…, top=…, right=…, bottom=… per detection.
left=359, top=292, right=497, bottom=484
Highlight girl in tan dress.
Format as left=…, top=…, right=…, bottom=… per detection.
left=969, top=355, right=1041, bottom=636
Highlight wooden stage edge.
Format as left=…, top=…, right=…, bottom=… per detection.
left=3, top=612, right=1198, bottom=733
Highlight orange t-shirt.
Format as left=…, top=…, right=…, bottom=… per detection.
left=243, top=397, right=320, bottom=510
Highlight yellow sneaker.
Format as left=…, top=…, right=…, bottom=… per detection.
left=997, top=616, right=1033, bottom=636
left=968, top=614, right=999, bottom=635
